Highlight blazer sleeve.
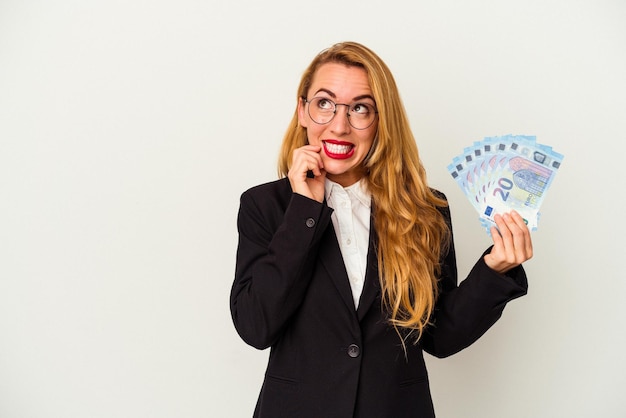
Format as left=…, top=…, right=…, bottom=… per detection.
left=230, top=183, right=333, bottom=350
left=420, top=195, right=528, bottom=358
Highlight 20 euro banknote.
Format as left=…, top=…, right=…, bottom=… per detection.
left=447, top=135, right=563, bottom=233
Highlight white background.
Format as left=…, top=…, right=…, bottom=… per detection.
left=1, top=1, right=625, bottom=417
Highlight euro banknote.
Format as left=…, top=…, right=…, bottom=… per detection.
left=447, top=135, right=563, bottom=234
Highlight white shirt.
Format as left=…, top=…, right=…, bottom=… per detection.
left=324, top=178, right=372, bottom=309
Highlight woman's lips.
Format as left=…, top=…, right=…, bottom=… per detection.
left=323, top=140, right=355, bottom=159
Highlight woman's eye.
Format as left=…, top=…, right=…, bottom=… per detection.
left=317, top=98, right=333, bottom=110
left=352, top=103, right=371, bottom=115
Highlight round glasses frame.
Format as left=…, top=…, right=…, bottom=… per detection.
left=303, top=96, right=378, bottom=130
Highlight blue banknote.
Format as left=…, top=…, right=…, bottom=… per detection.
left=447, top=135, right=563, bottom=234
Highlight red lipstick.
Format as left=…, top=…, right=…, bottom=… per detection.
left=323, top=140, right=355, bottom=160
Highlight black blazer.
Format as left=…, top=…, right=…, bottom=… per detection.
left=231, top=178, right=528, bottom=418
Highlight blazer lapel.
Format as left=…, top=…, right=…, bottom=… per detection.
left=356, top=218, right=380, bottom=321
left=319, top=209, right=382, bottom=320
left=318, top=224, right=359, bottom=314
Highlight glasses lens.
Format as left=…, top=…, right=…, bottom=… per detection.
left=307, top=97, right=377, bottom=130
left=348, top=103, right=376, bottom=129
left=308, top=97, right=335, bottom=124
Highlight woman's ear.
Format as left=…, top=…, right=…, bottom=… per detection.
left=297, top=97, right=308, bottom=128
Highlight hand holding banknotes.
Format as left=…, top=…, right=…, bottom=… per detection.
left=484, top=210, right=533, bottom=274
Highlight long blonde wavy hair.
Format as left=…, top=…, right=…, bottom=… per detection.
left=278, top=42, right=450, bottom=342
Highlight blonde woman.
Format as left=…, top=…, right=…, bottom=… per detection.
left=231, top=41, right=532, bottom=418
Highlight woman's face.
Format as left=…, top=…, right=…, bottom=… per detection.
left=298, top=62, right=378, bottom=187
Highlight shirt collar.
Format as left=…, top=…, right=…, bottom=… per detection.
left=325, top=178, right=372, bottom=208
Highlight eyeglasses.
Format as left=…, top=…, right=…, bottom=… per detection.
left=303, top=96, right=378, bottom=130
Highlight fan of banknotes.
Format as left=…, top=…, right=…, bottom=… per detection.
left=447, top=134, right=564, bottom=234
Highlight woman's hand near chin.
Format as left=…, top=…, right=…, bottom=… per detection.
left=287, top=145, right=327, bottom=203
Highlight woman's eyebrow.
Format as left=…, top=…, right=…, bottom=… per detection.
left=353, top=94, right=375, bottom=103
left=313, top=88, right=336, bottom=98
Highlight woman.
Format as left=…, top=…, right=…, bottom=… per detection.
left=230, top=41, right=532, bottom=418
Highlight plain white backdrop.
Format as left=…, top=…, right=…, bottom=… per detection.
left=1, top=1, right=625, bottom=417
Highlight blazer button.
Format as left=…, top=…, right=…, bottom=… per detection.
left=347, top=344, right=360, bottom=358
left=305, top=218, right=315, bottom=228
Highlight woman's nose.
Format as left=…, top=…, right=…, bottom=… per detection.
left=329, top=104, right=351, bottom=133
